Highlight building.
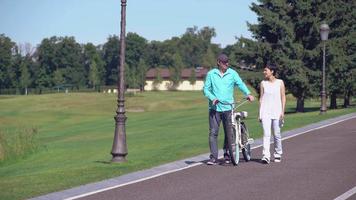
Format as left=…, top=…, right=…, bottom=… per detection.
left=144, top=67, right=208, bottom=91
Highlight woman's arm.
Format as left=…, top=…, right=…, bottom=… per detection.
left=259, top=82, right=264, bottom=121
left=280, top=80, right=286, bottom=119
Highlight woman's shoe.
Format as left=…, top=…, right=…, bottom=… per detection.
left=261, top=157, right=270, bottom=164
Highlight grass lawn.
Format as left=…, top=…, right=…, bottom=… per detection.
left=0, top=91, right=355, bottom=200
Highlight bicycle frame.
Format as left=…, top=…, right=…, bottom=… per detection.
left=222, top=100, right=253, bottom=165
left=230, top=101, right=249, bottom=149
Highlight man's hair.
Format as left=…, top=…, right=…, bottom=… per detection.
left=217, top=54, right=229, bottom=63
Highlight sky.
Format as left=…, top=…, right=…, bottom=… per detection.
left=0, top=0, right=258, bottom=48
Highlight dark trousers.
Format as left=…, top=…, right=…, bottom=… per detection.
left=209, top=109, right=233, bottom=159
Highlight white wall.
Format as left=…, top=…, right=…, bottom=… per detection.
left=144, top=80, right=204, bottom=91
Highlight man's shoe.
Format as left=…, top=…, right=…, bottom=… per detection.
left=261, top=157, right=270, bottom=164
left=206, top=158, right=218, bottom=165
left=224, top=153, right=231, bottom=164
left=274, top=157, right=281, bottom=163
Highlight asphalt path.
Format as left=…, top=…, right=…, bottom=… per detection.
left=75, top=117, right=356, bottom=200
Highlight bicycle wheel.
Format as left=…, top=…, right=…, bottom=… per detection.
left=242, top=144, right=251, bottom=162
left=241, top=122, right=251, bottom=162
left=227, top=126, right=239, bottom=165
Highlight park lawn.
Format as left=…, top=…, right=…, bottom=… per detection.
left=0, top=91, right=355, bottom=200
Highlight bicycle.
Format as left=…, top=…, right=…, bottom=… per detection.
left=222, top=100, right=254, bottom=166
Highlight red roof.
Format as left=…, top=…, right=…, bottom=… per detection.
left=146, top=67, right=208, bottom=80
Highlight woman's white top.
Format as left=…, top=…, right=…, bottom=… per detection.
left=259, top=79, right=283, bottom=119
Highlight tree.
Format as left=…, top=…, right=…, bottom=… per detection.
left=53, top=69, right=65, bottom=92
left=0, top=34, right=15, bottom=91
left=83, top=43, right=105, bottom=90
left=202, top=47, right=216, bottom=68
left=248, top=1, right=313, bottom=112
left=88, top=61, right=100, bottom=89
left=145, top=41, right=163, bottom=68
left=246, top=0, right=356, bottom=112
left=153, top=68, right=163, bottom=91
left=170, top=53, right=184, bottom=89
left=228, top=37, right=261, bottom=69
left=56, top=37, right=85, bottom=89
left=17, top=42, right=35, bottom=57
left=178, top=26, right=216, bottom=68
left=19, top=59, right=32, bottom=95
left=36, top=37, right=59, bottom=91
left=125, top=32, right=149, bottom=88
left=102, top=35, right=120, bottom=85
left=137, top=58, right=148, bottom=91
left=17, top=43, right=35, bottom=94
left=198, top=26, right=216, bottom=44
left=343, top=68, right=355, bottom=107
left=189, top=68, right=197, bottom=85
left=322, top=0, right=356, bottom=108
left=35, top=36, right=85, bottom=91
left=124, top=62, right=135, bottom=89
left=327, top=39, right=348, bottom=108
left=9, top=52, right=22, bottom=92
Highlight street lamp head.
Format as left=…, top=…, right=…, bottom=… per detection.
left=320, top=23, right=330, bottom=41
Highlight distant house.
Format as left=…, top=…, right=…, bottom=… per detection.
left=144, top=67, right=208, bottom=91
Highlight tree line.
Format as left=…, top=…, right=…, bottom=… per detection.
left=225, top=0, right=355, bottom=111
left=0, top=26, right=219, bottom=94
left=0, top=0, right=354, bottom=111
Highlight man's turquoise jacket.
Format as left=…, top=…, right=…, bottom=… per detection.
left=203, top=67, right=251, bottom=112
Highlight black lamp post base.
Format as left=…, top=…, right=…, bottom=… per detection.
left=111, top=155, right=127, bottom=163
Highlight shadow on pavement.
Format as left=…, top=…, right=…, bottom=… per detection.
left=185, top=160, right=204, bottom=165
left=248, top=158, right=263, bottom=164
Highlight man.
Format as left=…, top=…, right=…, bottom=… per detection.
left=203, top=54, right=254, bottom=165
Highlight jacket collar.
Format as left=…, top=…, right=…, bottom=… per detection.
left=212, top=67, right=232, bottom=77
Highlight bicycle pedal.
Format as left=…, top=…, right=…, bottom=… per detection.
left=248, top=138, right=254, bottom=144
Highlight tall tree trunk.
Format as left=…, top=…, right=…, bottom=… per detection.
left=343, top=95, right=349, bottom=108
left=330, top=92, right=337, bottom=109
left=140, top=84, right=144, bottom=92
left=343, top=89, right=351, bottom=108
left=296, top=96, right=305, bottom=112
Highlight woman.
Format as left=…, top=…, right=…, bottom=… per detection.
left=259, top=64, right=286, bottom=164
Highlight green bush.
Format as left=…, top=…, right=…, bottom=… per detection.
left=0, top=128, right=39, bottom=162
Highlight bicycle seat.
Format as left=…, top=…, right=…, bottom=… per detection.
left=235, top=111, right=248, bottom=119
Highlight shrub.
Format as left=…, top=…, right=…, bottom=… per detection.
left=0, top=128, right=39, bottom=163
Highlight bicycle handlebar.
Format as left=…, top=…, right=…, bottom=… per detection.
left=220, top=99, right=249, bottom=109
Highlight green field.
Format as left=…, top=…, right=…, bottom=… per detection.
left=0, top=91, right=355, bottom=200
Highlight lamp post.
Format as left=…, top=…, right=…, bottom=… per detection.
left=111, top=0, right=128, bottom=162
left=319, top=23, right=330, bottom=114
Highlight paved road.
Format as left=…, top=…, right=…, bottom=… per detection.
left=77, top=117, right=356, bottom=200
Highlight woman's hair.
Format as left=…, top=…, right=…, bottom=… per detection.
left=265, top=63, right=277, bottom=76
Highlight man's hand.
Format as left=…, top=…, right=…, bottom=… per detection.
left=246, top=95, right=255, bottom=102
left=212, top=99, right=219, bottom=105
